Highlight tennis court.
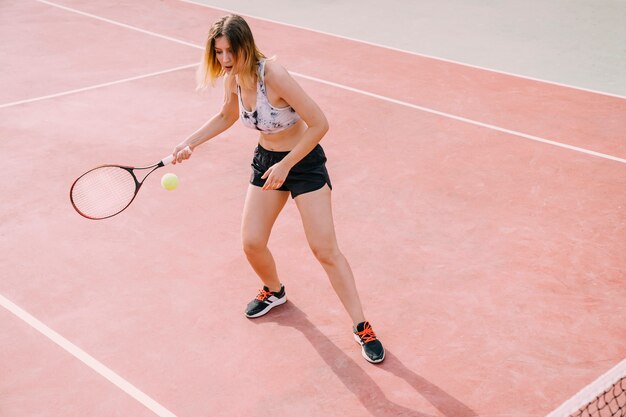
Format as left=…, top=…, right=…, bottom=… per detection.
left=1, top=1, right=624, bottom=416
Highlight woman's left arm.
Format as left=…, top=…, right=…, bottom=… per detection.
left=266, top=62, right=329, bottom=169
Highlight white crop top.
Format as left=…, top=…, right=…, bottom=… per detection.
left=237, top=60, right=301, bottom=134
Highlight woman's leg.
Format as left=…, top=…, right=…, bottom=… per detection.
left=294, top=185, right=366, bottom=326
left=241, top=184, right=290, bottom=292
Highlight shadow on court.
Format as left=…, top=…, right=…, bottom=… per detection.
left=251, top=303, right=477, bottom=417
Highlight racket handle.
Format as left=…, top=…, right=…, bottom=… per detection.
left=161, top=154, right=175, bottom=166
left=162, top=146, right=191, bottom=166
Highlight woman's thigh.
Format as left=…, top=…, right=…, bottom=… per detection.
left=293, top=185, right=338, bottom=253
left=241, top=184, right=290, bottom=247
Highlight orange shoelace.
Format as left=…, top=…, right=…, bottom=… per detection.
left=356, top=323, right=378, bottom=343
left=256, top=288, right=273, bottom=301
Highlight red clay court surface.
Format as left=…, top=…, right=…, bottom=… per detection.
left=1, top=1, right=625, bottom=416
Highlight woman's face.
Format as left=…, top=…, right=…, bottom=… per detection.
left=214, top=36, right=237, bottom=73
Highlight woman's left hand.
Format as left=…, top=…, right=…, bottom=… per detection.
left=261, top=161, right=291, bottom=190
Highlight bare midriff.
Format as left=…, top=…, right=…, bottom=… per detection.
left=257, top=119, right=307, bottom=151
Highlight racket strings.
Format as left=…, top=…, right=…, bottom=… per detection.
left=71, top=166, right=137, bottom=219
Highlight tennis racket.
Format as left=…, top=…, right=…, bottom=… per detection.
left=70, top=153, right=175, bottom=220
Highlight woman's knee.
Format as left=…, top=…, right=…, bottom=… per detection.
left=310, top=244, right=341, bottom=266
left=242, top=235, right=268, bottom=256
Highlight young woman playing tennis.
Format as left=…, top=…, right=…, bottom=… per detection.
left=171, top=15, right=384, bottom=364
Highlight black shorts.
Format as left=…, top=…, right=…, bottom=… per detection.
left=250, top=143, right=332, bottom=198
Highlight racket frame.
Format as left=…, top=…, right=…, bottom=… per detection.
left=70, top=155, right=174, bottom=220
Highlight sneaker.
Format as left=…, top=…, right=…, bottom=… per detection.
left=353, top=321, right=385, bottom=364
left=244, top=285, right=287, bottom=318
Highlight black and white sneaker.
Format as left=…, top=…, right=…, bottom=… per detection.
left=244, top=285, right=287, bottom=318
left=353, top=321, right=385, bottom=364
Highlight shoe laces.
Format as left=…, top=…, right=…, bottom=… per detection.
left=356, top=322, right=378, bottom=344
left=256, top=288, right=273, bottom=301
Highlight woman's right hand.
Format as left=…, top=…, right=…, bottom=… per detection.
left=172, top=143, right=193, bottom=165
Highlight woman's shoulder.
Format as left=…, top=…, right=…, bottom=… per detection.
left=263, top=58, right=290, bottom=86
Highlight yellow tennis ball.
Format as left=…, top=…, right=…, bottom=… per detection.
left=161, top=173, right=179, bottom=190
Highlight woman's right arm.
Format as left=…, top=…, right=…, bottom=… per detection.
left=172, top=74, right=239, bottom=164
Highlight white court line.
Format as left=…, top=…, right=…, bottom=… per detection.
left=36, top=0, right=199, bottom=48
left=0, top=63, right=198, bottom=109
left=179, top=0, right=626, bottom=101
left=32, top=0, right=626, bottom=165
left=0, top=293, right=177, bottom=417
left=26, top=0, right=626, bottom=167
left=293, top=72, right=626, bottom=165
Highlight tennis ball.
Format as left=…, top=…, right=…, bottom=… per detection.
left=161, top=173, right=179, bottom=190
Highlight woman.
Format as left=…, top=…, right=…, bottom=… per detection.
left=172, top=15, right=384, bottom=364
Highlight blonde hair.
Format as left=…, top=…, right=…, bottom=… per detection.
left=197, top=15, right=265, bottom=90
